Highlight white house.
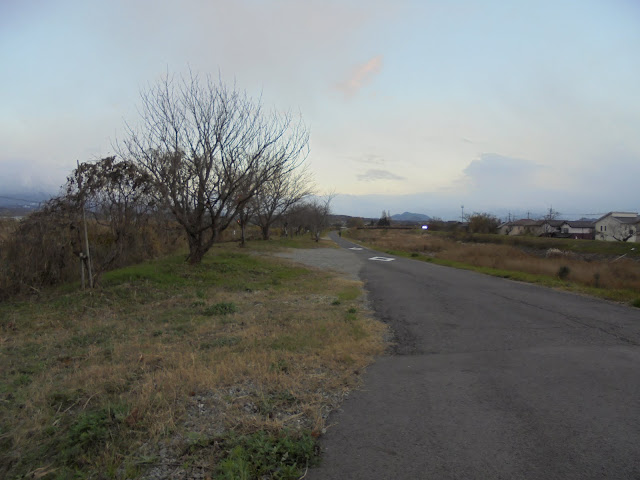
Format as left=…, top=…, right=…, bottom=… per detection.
left=594, top=212, right=640, bottom=242
left=558, top=220, right=595, bottom=240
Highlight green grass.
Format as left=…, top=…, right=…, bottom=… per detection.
left=337, top=286, right=361, bottom=302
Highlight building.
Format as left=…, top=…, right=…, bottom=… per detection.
left=558, top=220, right=595, bottom=240
left=498, top=219, right=544, bottom=236
left=539, top=220, right=565, bottom=237
left=594, top=212, right=640, bottom=242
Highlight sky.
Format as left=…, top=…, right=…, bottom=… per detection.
left=2, top=0, right=640, bottom=219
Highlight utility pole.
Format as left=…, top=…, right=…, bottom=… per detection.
left=461, top=205, right=464, bottom=223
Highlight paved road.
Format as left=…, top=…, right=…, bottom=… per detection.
left=308, top=232, right=640, bottom=480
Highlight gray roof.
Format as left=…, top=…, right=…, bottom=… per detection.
left=562, top=220, right=595, bottom=228
left=596, top=212, right=640, bottom=223
left=511, top=219, right=543, bottom=226
left=543, top=220, right=564, bottom=227
left=615, top=216, right=640, bottom=224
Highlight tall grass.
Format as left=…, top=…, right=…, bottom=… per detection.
left=348, top=229, right=640, bottom=304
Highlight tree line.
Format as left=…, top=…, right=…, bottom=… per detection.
left=0, top=73, right=330, bottom=298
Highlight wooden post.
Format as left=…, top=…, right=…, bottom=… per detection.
left=77, top=161, right=93, bottom=288
left=80, top=253, right=85, bottom=289
left=82, top=204, right=93, bottom=288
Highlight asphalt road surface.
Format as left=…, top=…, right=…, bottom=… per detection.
left=308, top=232, right=640, bottom=480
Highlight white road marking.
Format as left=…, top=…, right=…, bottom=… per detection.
left=349, top=247, right=363, bottom=251
left=369, top=256, right=395, bottom=262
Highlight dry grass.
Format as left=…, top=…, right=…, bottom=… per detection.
left=0, top=237, right=387, bottom=478
left=348, top=229, right=640, bottom=302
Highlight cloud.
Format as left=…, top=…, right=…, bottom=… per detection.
left=348, top=153, right=386, bottom=165
left=445, top=152, right=559, bottom=209
left=336, top=55, right=383, bottom=98
left=357, top=169, right=405, bottom=182
left=462, top=153, right=544, bottom=188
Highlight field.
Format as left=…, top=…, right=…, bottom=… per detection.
left=0, top=237, right=387, bottom=479
left=347, top=228, right=640, bottom=307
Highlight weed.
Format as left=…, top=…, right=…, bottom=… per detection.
left=632, top=298, right=640, bottom=308
left=216, top=430, right=318, bottom=480
left=14, top=374, right=33, bottom=387
left=203, top=302, right=237, bottom=316
left=269, top=358, right=290, bottom=374
left=62, top=404, right=128, bottom=467
left=199, top=336, right=240, bottom=349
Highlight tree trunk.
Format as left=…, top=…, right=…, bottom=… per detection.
left=187, top=233, right=207, bottom=264
left=240, top=222, right=247, bottom=247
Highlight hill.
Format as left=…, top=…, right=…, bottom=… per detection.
left=391, top=212, right=431, bottom=222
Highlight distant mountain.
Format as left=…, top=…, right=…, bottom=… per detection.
left=391, top=212, right=431, bottom=222
left=0, top=190, right=53, bottom=208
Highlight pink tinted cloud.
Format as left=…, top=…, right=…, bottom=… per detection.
left=336, top=55, right=383, bottom=98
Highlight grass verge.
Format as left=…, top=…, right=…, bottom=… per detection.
left=0, top=236, right=386, bottom=479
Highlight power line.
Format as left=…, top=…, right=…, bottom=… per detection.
left=561, top=213, right=608, bottom=217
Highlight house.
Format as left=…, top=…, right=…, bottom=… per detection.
left=558, top=220, right=595, bottom=240
left=498, top=219, right=544, bottom=236
left=498, top=218, right=595, bottom=239
left=594, top=212, right=640, bottom=242
left=539, top=220, right=564, bottom=237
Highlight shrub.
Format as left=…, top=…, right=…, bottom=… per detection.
left=557, top=265, right=571, bottom=280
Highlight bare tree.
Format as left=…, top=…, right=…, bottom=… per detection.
left=468, top=212, right=500, bottom=234
left=377, top=210, right=391, bottom=227
left=541, top=207, right=561, bottom=236
left=303, top=194, right=335, bottom=242
left=120, top=72, right=309, bottom=264
left=611, top=223, right=637, bottom=242
left=251, top=166, right=313, bottom=240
